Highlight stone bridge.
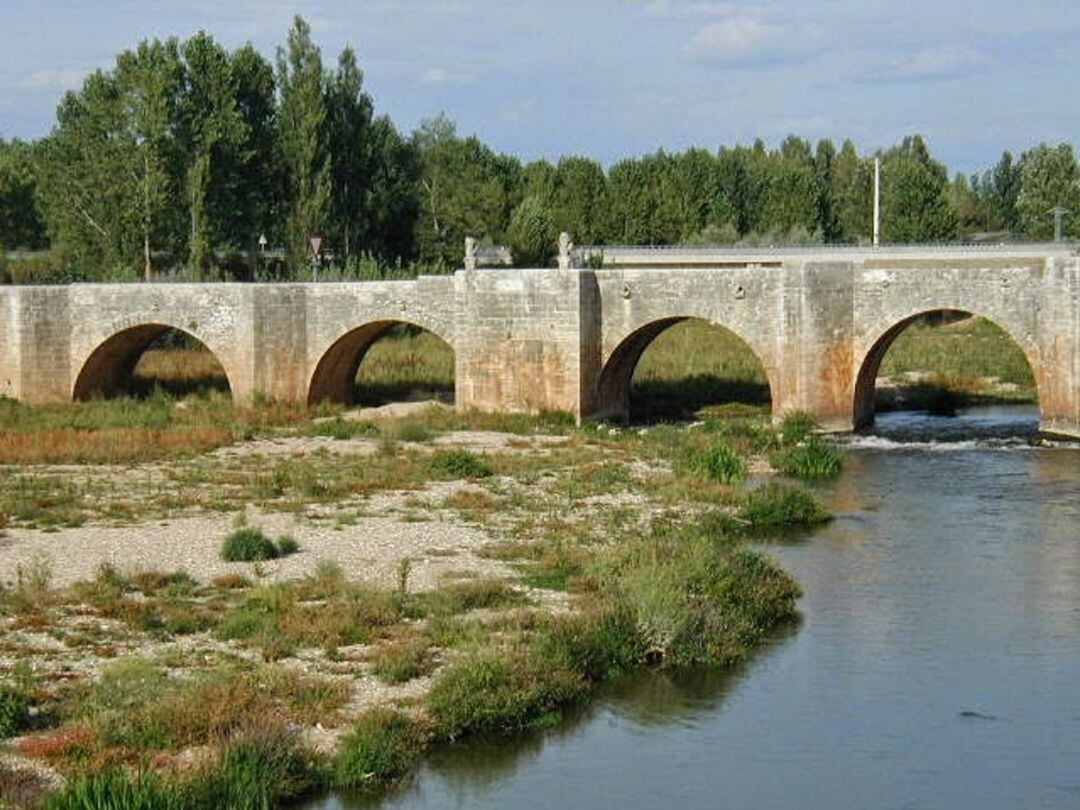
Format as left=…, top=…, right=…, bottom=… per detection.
left=1, top=244, right=1077, bottom=438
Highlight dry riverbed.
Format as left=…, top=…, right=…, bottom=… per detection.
left=0, top=403, right=825, bottom=808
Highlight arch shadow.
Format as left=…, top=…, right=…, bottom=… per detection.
left=853, top=308, right=1040, bottom=428
left=73, top=324, right=233, bottom=400
left=595, top=317, right=773, bottom=423
left=308, top=320, right=455, bottom=406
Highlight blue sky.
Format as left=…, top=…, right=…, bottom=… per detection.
left=1, top=0, right=1077, bottom=173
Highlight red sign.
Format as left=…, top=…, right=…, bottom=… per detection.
left=309, top=235, right=323, bottom=258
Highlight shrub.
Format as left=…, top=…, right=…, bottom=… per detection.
left=0, top=683, right=30, bottom=739
left=430, top=449, right=493, bottom=479
left=220, top=528, right=298, bottom=562
left=426, top=649, right=586, bottom=738
left=333, top=708, right=429, bottom=789
left=221, top=527, right=279, bottom=562
left=276, top=534, right=300, bottom=556
left=738, top=484, right=831, bottom=532
left=771, top=437, right=842, bottom=479
left=685, top=442, right=746, bottom=484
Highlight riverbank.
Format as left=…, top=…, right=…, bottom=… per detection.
left=0, top=401, right=833, bottom=808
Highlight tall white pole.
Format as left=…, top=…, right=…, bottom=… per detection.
left=873, top=157, right=881, bottom=247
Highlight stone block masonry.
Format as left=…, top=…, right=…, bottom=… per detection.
left=0, top=245, right=1076, bottom=438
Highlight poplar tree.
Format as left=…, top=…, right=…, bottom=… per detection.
left=327, top=46, right=373, bottom=262
left=179, top=32, right=245, bottom=275
left=276, top=16, right=331, bottom=275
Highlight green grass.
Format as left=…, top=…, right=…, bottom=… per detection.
left=631, top=320, right=771, bottom=421
left=426, top=649, right=586, bottom=738
left=430, top=449, right=493, bottom=479
left=220, top=528, right=281, bottom=562
left=739, top=484, right=832, bottom=533
left=353, top=326, right=455, bottom=407
left=333, top=709, right=429, bottom=790
left=881, top=315, right=1035, bottom=392
left=43, top=769, right=182, bottom=810
left=771, top=437, right=842, bottom=479
left=220, top=528, right=299, bottom=562
left=684, top=441, right=746, bottom=484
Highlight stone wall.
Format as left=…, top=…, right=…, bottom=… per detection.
left=0, top=245, right=1076, bottom=437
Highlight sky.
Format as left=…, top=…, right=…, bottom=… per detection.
left=1, top=0, right=1077, bottom=174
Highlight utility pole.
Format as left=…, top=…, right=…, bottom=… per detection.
left=873, top=157, right=881, bottom=247
left=1048, top=206, right=1071, bottom=243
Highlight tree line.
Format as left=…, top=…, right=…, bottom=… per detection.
left=1, top=16, right=1078, bottom=282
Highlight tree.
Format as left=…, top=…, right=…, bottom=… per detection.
left=549, top=156, right=608, bottom=244
left=760, top=136, right=822, bottom=235
left=35, top=40, right=185, bottom=280
left=0, top=139, right=47, bottom=249
left=828, top=140, right=871, bottom=243
left=179, top=32, right=246, bottom=275
left=414, top=121, right=516, bottom=266
left=327, top=46, right=373, bottom=262
left=224, top=44, right=279, bottom=267
left=1015, top=143, right=1079, bottom=240
left=362, top=115, right=420, bottom=262
left=276, top=15, right=331, bottom=275
left=507, top=194, right=556, bottom=266
left=880, top=135, right=958, bottom=243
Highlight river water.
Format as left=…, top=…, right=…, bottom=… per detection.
left=313, top=406, right=1080, bottom=810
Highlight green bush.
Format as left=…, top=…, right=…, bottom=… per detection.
left=739, top=484, right=832, bottom=532
left=333, top=708, right=428, bottom=789
left=430, top=449, right=493, bottom=479
left=771, top=437, right=842, bottom=478
left=686, top=442, right=746, bottom=484
left=276, top=535, right=300, bottom=556
left=221, top=528, right=279, bottom=562
left=426, top=650, right=586, bottom=738
left=220, top=528, right=299, bottom=562
left=0, top=683, right=30, bottom=739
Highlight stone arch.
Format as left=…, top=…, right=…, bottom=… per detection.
left=307, top=320, right=455, bottom=406
left=852, top=308, right=1041, bottom=428
left=594, top=316, right=775, bottom=421
left=72, top=323, right=235, bottom=400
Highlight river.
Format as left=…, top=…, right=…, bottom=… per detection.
left=312, top=406, right=1080, bottom=810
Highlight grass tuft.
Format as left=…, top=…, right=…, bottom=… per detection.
left=739, top=484, right=832, bottom=532
left=333, top=709, right=429, bottom=790
left=685, top=442, right=746, bottom=484
left=429, top=449, right=493, bottom=479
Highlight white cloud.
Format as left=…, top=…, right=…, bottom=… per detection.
left=889, top=45, right=993, bottom=80
left=20, top=68, right=85, bottom=92
left=684, top=14, right=824, bottom=64
left=419, top=66, right=474, bottom=85
left=642, top=0, right=739, bottom=19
